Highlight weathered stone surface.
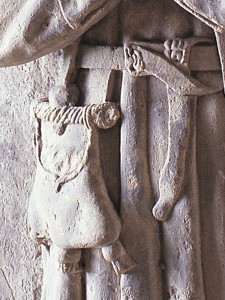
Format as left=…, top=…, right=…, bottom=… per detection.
left=0, top=51, right=66, bottom=300
left=1, top=1, right=225, bottom=299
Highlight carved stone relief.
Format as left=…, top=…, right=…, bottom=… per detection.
left=29, top=95, right=135, bottom=299
left=1, top=0, right=225, bottom=299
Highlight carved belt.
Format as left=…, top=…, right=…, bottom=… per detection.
left=77, top=42, right=221, bottom=72
left=76, top=38, right=223, bottom=221
left=76, top=39, right=221, bottom=70
left=77, top=38, right=222, bottom=95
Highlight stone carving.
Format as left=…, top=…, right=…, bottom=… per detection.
left=0, top=0, right=121, bottom=67
left=29, top=86, right=135, bottom=297
left=31, top=99, right=119, bottom=192
left=1, top=0, right=225, bottom=299
left=152, top=37, right=221, bottom=221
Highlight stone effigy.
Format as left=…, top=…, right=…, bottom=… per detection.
left=1, top=0, right=225, bottom=299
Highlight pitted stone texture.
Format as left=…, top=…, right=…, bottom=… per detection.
left=1, top=0, right=225, bottom=299
left=0, top=51, right=64, bottom=300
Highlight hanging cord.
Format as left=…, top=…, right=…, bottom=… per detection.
left=57, top=0, right=77, bottom=29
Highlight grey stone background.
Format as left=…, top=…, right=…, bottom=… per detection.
left=0, top=51, right=63, bottom=300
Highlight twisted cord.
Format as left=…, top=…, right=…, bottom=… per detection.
left=34, top=102, right=90, bottom=126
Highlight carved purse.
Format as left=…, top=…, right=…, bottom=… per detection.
left=29, top=101, right=121, bottom=249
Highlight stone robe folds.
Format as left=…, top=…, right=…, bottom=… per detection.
left=77, top=2, right=225, bottom=299
left=1, top=0, right=225, bottom=299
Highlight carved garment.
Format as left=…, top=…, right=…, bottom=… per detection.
left=77, top=0, right=225, bottom=299
left=0, top=0, right=120, bottom=67
left=173, top=0, right=225, bottom=30
left=0, top=0, right=225, bottom=69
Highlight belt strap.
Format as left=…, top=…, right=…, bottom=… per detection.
left=77, top=44, right=221, bottom=72
left=77, top=42, right=222, bottom=96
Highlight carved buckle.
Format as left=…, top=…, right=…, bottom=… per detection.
left=125, top=38, right=214, bottom=76
left=164, top=37, right=213, bottom=69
